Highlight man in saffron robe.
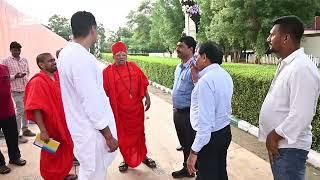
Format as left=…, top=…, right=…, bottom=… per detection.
left=24, top=53, right=77, bottom=180
left=103, top=41, right=156, bottom=172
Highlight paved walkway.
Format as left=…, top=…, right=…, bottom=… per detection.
left=0, top=91, right=273, bottom=180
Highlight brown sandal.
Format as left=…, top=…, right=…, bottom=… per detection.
left=0, top=165, right=11, bottom=174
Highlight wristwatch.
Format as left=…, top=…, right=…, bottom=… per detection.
left=190, top=149, right=198, bottom=155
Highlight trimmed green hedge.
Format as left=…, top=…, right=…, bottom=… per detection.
left=102, top=53, right=320, bottom=152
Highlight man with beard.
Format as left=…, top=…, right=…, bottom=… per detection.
left=259, top=15, right=320, bottom=180
left=171, top=36, right=197, bottom=178
left=24, top=53, right=76, bottom=180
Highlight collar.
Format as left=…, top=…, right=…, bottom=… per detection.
left=280, top=48, right=304, bottom=65
left=180, top=56, right=195, bottom=69
left=10, top=56, right=21, bottom=61
left=199, top=63, right=220, bottom=78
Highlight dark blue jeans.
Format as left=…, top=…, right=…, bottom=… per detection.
left=271, top=148, right=308, bottom=180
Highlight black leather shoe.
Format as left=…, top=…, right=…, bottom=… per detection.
left=9, top=158, right=26, bottom=166
left=172, top=167, right=195, bottom=178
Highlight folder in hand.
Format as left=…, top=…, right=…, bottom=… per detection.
left=33, top=133, right=60, bottom=153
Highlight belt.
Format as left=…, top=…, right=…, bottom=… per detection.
left=173, top=107, right=190, bottom=113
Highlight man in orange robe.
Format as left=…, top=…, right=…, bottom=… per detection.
left=103, top=41, right=156, bottom=172
left=24, top=53, right=77, bottom=180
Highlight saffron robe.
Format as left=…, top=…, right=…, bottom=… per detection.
left=24, top=71, right=73, bottom=180
left=103, top=61, right=149, bottom=168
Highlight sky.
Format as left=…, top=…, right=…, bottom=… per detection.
left=6, top=0, right=145, bottom=31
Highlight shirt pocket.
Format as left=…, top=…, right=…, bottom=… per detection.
left=19, top=61, right=28, bottom=72
left=178, top=73, right=193, bottom=94
left=269, top=77, right=290, bottom=110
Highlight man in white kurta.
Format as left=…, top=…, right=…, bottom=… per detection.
left=57, top=11, right=117, bottom=180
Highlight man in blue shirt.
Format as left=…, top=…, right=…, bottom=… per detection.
left=171, top=36, right=197, bottom=178
left=186, top=41, right=233, bottom=180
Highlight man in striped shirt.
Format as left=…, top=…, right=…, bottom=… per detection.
left=1, top=41, right=35, bottom=143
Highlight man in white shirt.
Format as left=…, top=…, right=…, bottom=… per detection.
left=57, top=11, right=118, bottom=180
left=186, top=41, right=233, bottom=180
left=259, top=16, right=320, bottom=180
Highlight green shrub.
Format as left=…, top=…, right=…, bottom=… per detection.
left=102, top=53, right=320, bottom=152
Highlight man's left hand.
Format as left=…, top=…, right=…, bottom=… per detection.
left=187, top=153, right=197, bottom=175
left=145, top=97, right=151, bottom=111
left=266, top=129, right=282, bottom=164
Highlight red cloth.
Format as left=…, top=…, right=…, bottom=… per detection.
left=111, top=41, right=127, bottom=55
left=0, top=64, right=15, bottom=120
left=103, top=62, right=149, bottom=168
left=24, top=71, right=73, bottom=180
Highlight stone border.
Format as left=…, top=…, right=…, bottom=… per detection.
left=148, top=80, right=320, bottom=169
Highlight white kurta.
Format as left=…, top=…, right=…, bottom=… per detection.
left=57, top=42, right=117, bottom=180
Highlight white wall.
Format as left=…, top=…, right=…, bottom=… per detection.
left=149, top=52, right=178, bottom=58
left=302, top=36, right=320, bottom=58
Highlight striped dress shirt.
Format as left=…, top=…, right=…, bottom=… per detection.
left=1, top=56, right=29, bottom=92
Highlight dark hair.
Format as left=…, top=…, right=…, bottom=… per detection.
left=179, top=36, right=197, bottom=53
left=198, top=41, right=223, bottom=65
left=36, top=53, right=51, bottom=69
left=10, top=41, right=22, bottom=49
left=71, top=11, right=97, bottom=38
left=272, top=15, right=304, bottom=43
left=56, top=48, right=62, bottom=58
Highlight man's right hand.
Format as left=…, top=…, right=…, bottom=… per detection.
left=100, top=126, right=118, bottom=152
left=190, top=63, right=199, bottom=83
left=106, top=136, right=118, bottom=152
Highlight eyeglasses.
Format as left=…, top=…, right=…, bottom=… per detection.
left=115, top=53, right=127, bottom=58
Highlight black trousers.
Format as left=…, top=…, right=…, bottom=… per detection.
left=196, top=125, right=232, bottom=180
left=0, top=116, right=21, bottom=166
left=173, top=109, right=196, bottom=165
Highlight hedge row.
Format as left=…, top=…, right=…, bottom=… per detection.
left=102, top=53, right=320, bottom=152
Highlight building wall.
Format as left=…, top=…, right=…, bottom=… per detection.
left=301, top=36, right=320, bottom=58
left=0, top=0, right=67, bottom=77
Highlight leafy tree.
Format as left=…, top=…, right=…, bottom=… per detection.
left=150, top=0, right=185, bottom=54
left=198, top=0, right=320, bottom=62
left=48, top=14, right=72, bottom=40
left=90, top=23, right=107, bottom=56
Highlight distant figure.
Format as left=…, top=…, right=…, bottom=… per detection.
left=0, top=64, right=26, bottom=174
left=103, top=41, right=156, bottom=172
left=57, top=11, right=118, bottom=180
left=1, top=41, right=36, bottom=144
left=24, top=53, right=77, bottom=180
left=259, top=15, right=320, bottom=180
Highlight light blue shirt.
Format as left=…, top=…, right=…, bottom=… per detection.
left=172, top=57, right=195, bottom=109
left=190, top=63, right=233, bottom=152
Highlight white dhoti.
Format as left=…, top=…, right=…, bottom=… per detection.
left=58, top=42, right=118, bottom=180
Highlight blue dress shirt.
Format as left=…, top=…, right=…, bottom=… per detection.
left=172, top=57, right=195, bottom=109
left=190, top=63, right=234, bottom=152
